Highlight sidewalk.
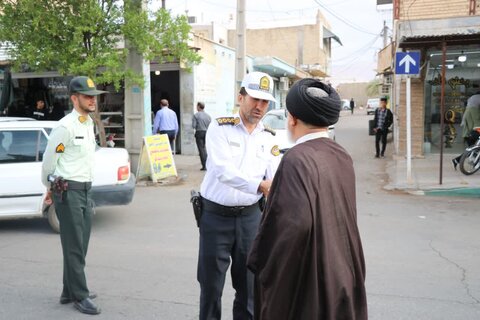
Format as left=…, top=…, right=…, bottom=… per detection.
left=385, top=153, right=480, bottom=197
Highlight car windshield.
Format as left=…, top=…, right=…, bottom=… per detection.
left=263, top=113, right=286, bottom=130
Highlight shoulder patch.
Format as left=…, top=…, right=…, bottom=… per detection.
left=216, top=117, right=239, bottom=126
left=55, top=143, right=65, bottom=153
left=263, top=126, right=276, bottom=136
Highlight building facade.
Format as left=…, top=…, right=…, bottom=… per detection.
left=383, top=0, right=480, bottom=157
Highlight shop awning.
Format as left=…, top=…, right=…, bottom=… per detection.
left=252, top=56, right=296, bottom=78
left=323, top=27, right=342, bottom=46
left=398, top=16, right=480, bottom=48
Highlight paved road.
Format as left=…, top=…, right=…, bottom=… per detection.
left=0, top=110, right=479, bottom=319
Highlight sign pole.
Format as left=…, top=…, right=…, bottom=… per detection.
left=406, top=76, right=412, bottom=183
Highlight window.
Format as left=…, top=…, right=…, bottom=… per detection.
left=263, top=113, right=286, bottom=130
left=0, top=130, right=48, bottom=163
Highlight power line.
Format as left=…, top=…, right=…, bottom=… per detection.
left=313, top=0, right=379, bottom=35
left=332, top=33, right=381, bottom=63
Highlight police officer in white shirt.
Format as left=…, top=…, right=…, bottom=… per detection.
left=197, top=72, right=281, bottom=320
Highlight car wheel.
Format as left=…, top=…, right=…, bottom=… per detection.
left=47, top=205, right=60, bottom=233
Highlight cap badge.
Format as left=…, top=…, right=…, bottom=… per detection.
left=259, top=76, right=270, bottom=91
left=55, top=143, right=65, bottom=153
left=271, top=145, right=280, bottom=156
left=78, top=116, right=87, bottom=123
left=87, top=78, right=95, bottom=88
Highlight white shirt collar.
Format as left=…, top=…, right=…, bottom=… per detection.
left=296, top=131, right=329, bottom=145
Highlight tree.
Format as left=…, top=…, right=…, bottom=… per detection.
left=366, top=79, right=381, bottom=97
left=0, top=0, right=202, bottom=145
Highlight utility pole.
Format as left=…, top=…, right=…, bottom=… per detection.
left=235, top=0, right=246, bottom=105
left=382, top=20, right=388, bottom=47
left=162, top=0, right=166, bottom=9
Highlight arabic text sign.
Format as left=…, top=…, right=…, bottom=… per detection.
left=139, top=134, right=177, bottom=181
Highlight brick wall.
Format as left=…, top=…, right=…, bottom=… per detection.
left=397, top=78, right=425, bottom=157
left=398, top=0, right=478, bottom=20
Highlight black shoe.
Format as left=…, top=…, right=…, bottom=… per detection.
left=60, top=292, right=97, bottom=305
left=381, top=154, right=385, bottom=158
left=375, top=154, right=380, bottom=158
left=452, top=159, right=458, bottom=171
left=200, top=167, right=206, bottom=171
left=74, top=297, right=101, bottom=315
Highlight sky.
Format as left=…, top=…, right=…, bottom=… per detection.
left=153, top=0, right=393, bottom=85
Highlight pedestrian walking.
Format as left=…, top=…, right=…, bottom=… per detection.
left=248, top=78, right=368, bottom=320
left=153, top=99, right=179, bottom=152
left=350, top=97, right=355, bottom=114
left=197, top=71, right=281, bottom=320
left=373, top=97, right=393, bottom=158
left=41, top=76, right=106, bottom=315
left=192, top=102, right=211, bottom=171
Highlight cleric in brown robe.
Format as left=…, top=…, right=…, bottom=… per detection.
left=247, top=78, right=367, bottom=320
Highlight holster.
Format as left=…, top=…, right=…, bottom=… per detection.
left=48, top=175, right=68, bottom=202
left=190, top=190, right=203, bottom=227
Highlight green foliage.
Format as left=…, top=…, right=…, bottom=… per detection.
left=366, top=79, right=381, bottom=97
left=0, top=0, right=202, bottom=89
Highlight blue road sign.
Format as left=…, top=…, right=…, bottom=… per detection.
left=395, top=51, right=420, bottom=75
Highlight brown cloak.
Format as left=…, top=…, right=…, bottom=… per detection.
left=247, top=138, right=367, bottom=320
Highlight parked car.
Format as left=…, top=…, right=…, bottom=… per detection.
left=0, top=117, right=135, bottom=232
left=366, top=98, right=380, bottom=115
left=262, top=109, right=335, bottom=152
left=341, top=99, right=351, bottom=110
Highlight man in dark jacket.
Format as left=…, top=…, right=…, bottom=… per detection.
left=373, top=97, right=393, bottom=158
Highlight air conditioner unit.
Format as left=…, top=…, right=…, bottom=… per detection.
left=279, top=77, right=289, bottom=91
left=187, top=16, right=197, bottom=24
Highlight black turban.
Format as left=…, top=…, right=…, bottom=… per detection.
left=286, top=78, right=341, bottom=127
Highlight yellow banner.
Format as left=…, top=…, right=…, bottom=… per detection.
left=137, top=134, right=177, bottom=182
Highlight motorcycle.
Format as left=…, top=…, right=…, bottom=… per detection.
left=459, top=128, right=480, bottom=175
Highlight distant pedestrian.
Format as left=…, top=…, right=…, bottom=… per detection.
left=192, top=102, right=211, bottom=171
left=373, top=97, right=393, bottom=158
left=153, top=99, right=179, bottom=152
left=248, top=78, right=367, bottom=320
left=42, top=76, right=106, bottom=315
left=350, top=97, right=355, bottom=114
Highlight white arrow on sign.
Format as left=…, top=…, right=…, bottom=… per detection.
left=399, top=54, right=416, bottom=73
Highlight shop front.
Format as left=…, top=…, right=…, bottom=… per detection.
left=424, top=47, right=480, bottom=154
left=395, top=16, right=480, bottom=157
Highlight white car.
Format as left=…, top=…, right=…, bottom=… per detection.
left=366, top=98, right=380, bottom=115
left=262, top=109, right=335, bottom=152
left=0, top=117, right=135, bottom=232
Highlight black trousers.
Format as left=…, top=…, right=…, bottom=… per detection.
left=159, top=130, right=176, bottom=151
left=195, top=131, right=207, bottom=168
left=375, top=128, right=388, bottom=156
left=54, top=188, right=93, bottom=301
left=197, top=201, right=261, bottom=320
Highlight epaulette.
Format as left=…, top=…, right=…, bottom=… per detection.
left=216, top=117, right=240, bottom=126
left=263, top=126, right=276, bottom=136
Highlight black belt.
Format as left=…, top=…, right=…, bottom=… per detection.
left=65, top=180, right=92, bottom=191
left=202, top=198, right=259, bottom=217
